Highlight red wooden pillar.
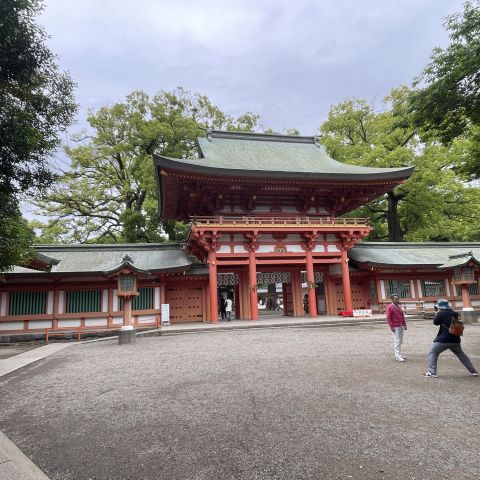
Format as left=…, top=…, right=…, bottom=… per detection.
left=107, top=287, right=113, bottom=327
left=461, top=285, right=472, bottom=309
left=159, top=282, right=166, bottom=322
left=52, top=287, right=59, bottom=329
left=305, top=249, right=318, bottom=317
left=248, top=250, right=258, bottom=320
left=341, top=249, right=353, bottom=312
left=282, top=283, right=288, bottom=317
left=234, top=283, right=240, bottom=319
left=208, top=250, right=219, bottom=323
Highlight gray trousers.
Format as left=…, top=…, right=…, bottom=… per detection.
left=392, top=326, right=405, bottom=359
left=427, top=342, right=476, bottom=375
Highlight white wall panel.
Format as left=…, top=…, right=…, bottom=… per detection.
left=288, top=245, right=304, bottom=252
left=47, top=291, right=54, bottom=314
left=113, top=289, right=119, bottom=311
left=58, top=291, right=65, bottom=314
left=102, top=289, right=109, bottom=312
left=257, top=245, right=274, bottom=253
left=30, top=320, right=53, bottom=329
left=58, top=319, right=81, bottom=327
left=154, top=287, right=160, bottom=309
left=0, top=321, right=23, bottom=330
left=85, top=318, right=108, bottom=326
left=1, top=292, right=7, bottom=316
left=380, top=280, right=386, bottom=300
left=417, top=280, right=423, bottom=298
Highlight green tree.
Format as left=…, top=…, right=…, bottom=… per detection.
left=0, top=0, right=77, bottom=271
left=411, top=0, right=480, bottom=178
left=320, top=87, right=480, bottom=241
left=35, top=88, right=259, bottom=243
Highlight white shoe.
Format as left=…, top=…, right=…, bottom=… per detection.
left=395, top=356, right=405, bottom=362
left=423, top=372, right=437, bottom=378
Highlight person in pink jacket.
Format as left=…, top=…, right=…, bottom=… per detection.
left=386, top=294, right=407, bottom=362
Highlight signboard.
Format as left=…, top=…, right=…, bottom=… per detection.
left=161, top=304, right=171, bottom=326
left=352, top=309, right=372, bottom=317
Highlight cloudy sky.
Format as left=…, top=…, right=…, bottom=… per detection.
left=41, top=0, right=464, bottom=136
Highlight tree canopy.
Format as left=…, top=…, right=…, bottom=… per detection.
left=411, top=0, right=480, bottom=179
left=0, top=0, right=77, bottom=271
left=320, top=87, right=480, bottom=242
left=34, top=88, right=260, bottom=243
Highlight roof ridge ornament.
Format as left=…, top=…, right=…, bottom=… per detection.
left=206, top=127, right=212, bottom=142
left=314, top=136, right=322, bottom=147
left=448, top=251, right=473, bottom=260
left=122, top=254, right=134, bottom=264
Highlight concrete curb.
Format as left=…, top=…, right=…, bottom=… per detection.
left=138, top=315, right=430, bottom=337
left=0, top=431, right=49, bottom=480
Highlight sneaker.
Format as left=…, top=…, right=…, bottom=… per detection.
left=423, top=372, right=437, bottom=378
left=395, top=356, right=406, bottom=362
left=468, top=371, right=479, bottom=377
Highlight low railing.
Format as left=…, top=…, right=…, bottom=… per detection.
left=0, top=317, right=161, bottom=343
left=190, top=215, right=370, bottom=227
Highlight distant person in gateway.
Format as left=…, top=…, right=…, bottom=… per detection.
left=219, top=296, right=226, bottom=320
left=386, top=294, right=407, bottom=362
left=225, top=297, right=233, bottom=321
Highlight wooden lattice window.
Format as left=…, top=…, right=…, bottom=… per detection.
left=119, top=287, right=154, bottom=311
left=421, top=280, right=446, bottom=298
left=9, top=291, right=46, bottom=316
left=66, top=290, right=101, bottom=314
left=385, top=280, right=411, bottom=299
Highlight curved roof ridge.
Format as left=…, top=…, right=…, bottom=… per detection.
left=208, top=129, right=317, bottom=144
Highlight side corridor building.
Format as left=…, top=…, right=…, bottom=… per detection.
left=1, top=131, right=479, bottom=334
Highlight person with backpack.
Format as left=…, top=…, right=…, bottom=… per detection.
left=423, top=298, right=478, bottom=378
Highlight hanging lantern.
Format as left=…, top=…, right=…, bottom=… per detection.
left=117, top=273, right=138, bottom=297
left=452, top=264, right=475, bottom=285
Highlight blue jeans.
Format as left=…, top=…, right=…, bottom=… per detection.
left=427, top=342, right=476, bottom=375
left=226, top=311, right=231, bottom=321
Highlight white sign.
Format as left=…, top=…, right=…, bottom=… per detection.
left=352, top=309, right=372, bottom=317
left=161, top=304, right=171, bottom=325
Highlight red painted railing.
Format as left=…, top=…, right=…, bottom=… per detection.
left=190, top=215, right=370, bottom=227
left=0, top=317, right=161, bottom=343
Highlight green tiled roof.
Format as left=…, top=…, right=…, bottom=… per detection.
left=7, top=243, right=194, bottom=275
left=154, top=130, right=414, bottom=180
left=349, top=243, right=480, bottom=268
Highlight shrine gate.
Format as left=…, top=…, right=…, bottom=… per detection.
left=154, top=130, right=413, bottom=322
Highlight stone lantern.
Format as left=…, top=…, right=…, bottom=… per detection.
left=438, top=252, right=479, bottom=324
left=110, top=255, right=148, bottom=344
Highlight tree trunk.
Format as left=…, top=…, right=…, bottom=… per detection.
left=386, top=192, right=404, bottom=242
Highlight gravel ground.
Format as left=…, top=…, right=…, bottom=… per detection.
left=0, top=321, right=479, bottom=480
